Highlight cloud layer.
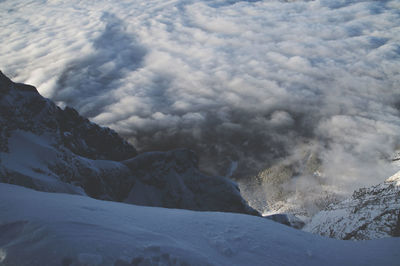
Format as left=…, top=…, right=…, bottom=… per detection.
left=1, top=0, right=400, bottom=212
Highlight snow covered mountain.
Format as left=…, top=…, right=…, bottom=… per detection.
left=0, top=71, right=257, bottom=215
left=1, top=71, right=400, bottom=265
left=304, top=171, right=400, bottom=240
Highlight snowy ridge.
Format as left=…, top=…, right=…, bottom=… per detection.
left=1, top=183, right=400, bottom=266
left=304, top=170, right=400, bottom=240
left=0, top=71, right=138, bottom=162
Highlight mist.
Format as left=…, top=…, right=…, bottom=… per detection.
left=1, top=0, right=400, bottom=214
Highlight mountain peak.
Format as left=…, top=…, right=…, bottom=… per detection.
left=0, top=71, right=38, bottom=94
left=0, top=70, right=12, bottom=93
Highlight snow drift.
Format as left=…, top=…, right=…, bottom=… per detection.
left=1, top=183, right=399, bottom=266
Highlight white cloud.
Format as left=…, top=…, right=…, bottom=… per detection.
left=1, top=0, right=400, bottom=212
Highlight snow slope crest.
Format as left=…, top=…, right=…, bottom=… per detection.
left=0, top=183, right=399, bottom=266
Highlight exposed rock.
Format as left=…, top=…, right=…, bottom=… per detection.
left=57, top=106, right=138, bottom=161
left=392, top=150, right=400, bottom=163
left=0, top=129, right=135, bottom=201
left=303, top=171, right=400, bottom=240
left=123, top=149, right=260, bottom=215
left=0, top=71, right=137, bottom=161
left=264, top=213, right=305, bottom=229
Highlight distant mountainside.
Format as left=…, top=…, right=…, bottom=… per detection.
left=0, top=71, right=258, bottom=216
left=304, top=171, right=400, bottom=240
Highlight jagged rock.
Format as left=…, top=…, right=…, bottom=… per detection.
left=0, top=71, right=137, bottom=161
left=303, top=171, right=400, bottom=240
left=0, top=70, right=138, bottom=200
left=57, top=106, right=137, bottom=161
left=0, top=71, right=258, bottom=216
left=0, top=129, right=135, bottom=200
left=393, top=150, right=400, bottom=163
left=265, top=213, right=305, bottom=229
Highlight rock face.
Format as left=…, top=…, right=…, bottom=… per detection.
left=0, top=71, right=137, bottom=161
left=0, top=71, right=258, bottom=216
left=265, top=213, right=305, bottom=229
left=0, top=70, right=138, bottom=200
left=304, top=171, right=400, bottom=240
left=123, top=149, right=259, bottom=215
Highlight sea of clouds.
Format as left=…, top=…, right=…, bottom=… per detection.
left=1, top=0, right=400, bottom=213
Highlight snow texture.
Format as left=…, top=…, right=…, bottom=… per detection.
left=1, top=183, right=400, bottom=266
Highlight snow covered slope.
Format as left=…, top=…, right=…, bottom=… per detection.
left=304, top=171, right=400, bottom=240
left=1, top=183, right=399, bottom=266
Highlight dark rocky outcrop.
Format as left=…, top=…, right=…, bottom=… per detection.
left=57, top=106, right=137, bottom=161
left=265, top=213, right=305, bottom=229
left=123, top=149, right=260, bottom=215
left=0, top=71, right=137, bottom=161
